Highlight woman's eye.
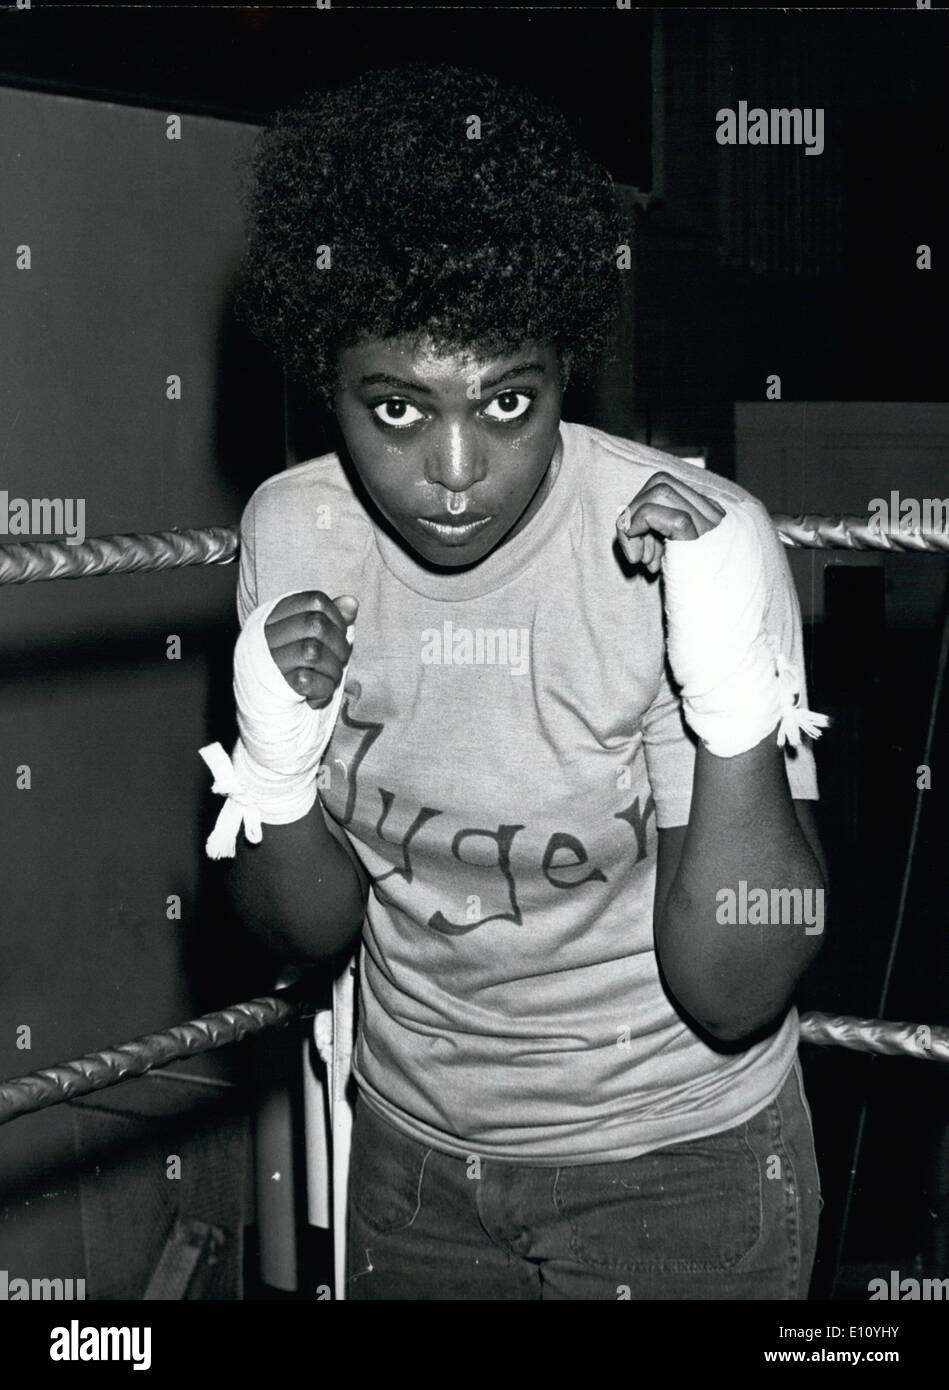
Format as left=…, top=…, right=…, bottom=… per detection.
left=481, top=390, right=533, bottom=423
left=372, top=399, right=425, bottom=429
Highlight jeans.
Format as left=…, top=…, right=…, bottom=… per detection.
left=346, top=1058, right=822, bottom=1300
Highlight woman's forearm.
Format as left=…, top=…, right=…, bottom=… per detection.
left=656, top=731, right=826, bottom=1043
left=227, top=799, right=368, bottom=963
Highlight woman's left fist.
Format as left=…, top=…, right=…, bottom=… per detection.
left=615, top=472, right=726, bottom=573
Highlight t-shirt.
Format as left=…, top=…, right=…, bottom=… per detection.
left=236, top=419, right=819, bottom=1165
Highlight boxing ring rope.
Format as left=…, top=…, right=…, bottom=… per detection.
left=0, top=1004, right=945, bottom=1129
left=0, top=525, right=239, bottom=586
left=0, top=994, right=304, bottom=1127
left=0, top=511, right=946, bottom=1131
left=1, top=513, right=948, bottom=588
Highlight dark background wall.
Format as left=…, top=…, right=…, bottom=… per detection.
left=632, top=12, right=947, bottom=469
left=0, top=85, right=282, bottom=1286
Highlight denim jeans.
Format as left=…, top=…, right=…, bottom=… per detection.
left=346, top=1058, right=822, bottom=1300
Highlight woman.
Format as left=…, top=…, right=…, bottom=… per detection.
left=204, top=64, right=828, bottom=1300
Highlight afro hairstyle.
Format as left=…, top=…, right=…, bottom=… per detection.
left=233, top=64, right=629, bottom=402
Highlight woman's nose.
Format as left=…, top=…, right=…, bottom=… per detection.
left=424, top=421, right=486, bottom=494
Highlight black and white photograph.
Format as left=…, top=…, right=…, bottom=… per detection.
left=0, top=0, right=947, bottom=1359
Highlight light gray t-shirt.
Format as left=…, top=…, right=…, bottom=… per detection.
left=237, top=420, right=819, bottom=1164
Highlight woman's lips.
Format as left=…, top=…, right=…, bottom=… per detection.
left=416, top=516, right=493, bottom=543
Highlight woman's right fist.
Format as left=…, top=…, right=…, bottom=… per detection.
left=264, top=592, right=358, bottom=709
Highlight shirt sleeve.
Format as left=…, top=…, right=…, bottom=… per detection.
left=641, top=496, right=820, bottom=830
left=235, top=492, right=259, bottom=629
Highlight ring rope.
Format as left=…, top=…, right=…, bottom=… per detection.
left=0, top=526, right=238, bottom=586
left=799, top=1011, right=949, bottom=1062
left=0, top=1004, right=944, bottom=1127
left=773, top=514, right=949, bottom=554
left=0, top=994, right=303, bottom=1126
left=0, top=515, right=947, bottom=586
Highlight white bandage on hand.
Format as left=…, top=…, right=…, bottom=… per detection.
left=660, top=505, right=830, bottom=759
left=199, top=592, right=355, bottom=859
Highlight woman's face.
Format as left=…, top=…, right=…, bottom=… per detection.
left=333, top=336, right=564, bottom=570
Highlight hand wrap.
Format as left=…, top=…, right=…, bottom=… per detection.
left=199, top=592, right=355, bottom=859
left=660, top=505, right=830, bottom=758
